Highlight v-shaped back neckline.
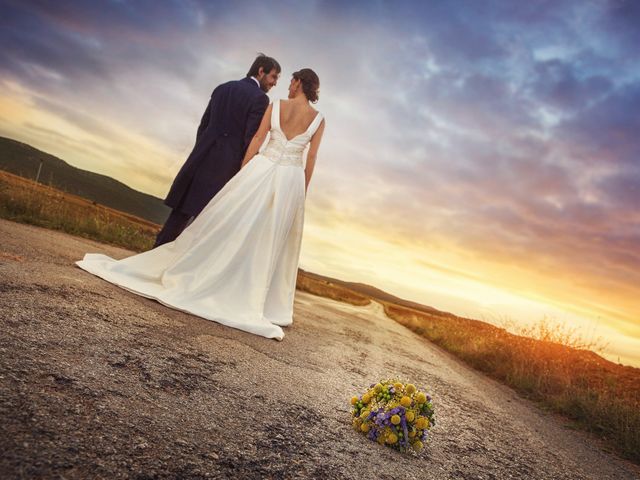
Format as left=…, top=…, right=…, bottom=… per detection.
left=276, top=99, right=320, bottom=142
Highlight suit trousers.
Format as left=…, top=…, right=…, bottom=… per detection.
left=153, top=209, right=192, bottom=248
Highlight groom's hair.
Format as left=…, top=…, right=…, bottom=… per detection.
left=247, top=54, right=281, bottom=77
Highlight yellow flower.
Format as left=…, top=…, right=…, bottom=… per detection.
left=377, top=435, right=385, bottom=445
left=362, top=393, right=371, bottom=404
left=391, top=414, right=401, bottom=425
left=415, top=392, right=427, bottom=404
left=415, top=417, right=427, bottom=429
left=405, top=411, right=415, bottom=422
left=406, top=384, right=417, bottom=395
left=409, top=430, right=416, bottom=438
left=374, top=383, right=383, bottom=393
left=400, top=396, right=412, bottom=408
left=360, top=409, right=370, bottom=419
left=393, top=382, right=403, bottom=391
left=350, top=396, right=359, bottom=406
left=360, top=423, right=370, bottom=433
left=386, top=433, right=398, bottom=444
left=412, top=440, right=424, bottom=451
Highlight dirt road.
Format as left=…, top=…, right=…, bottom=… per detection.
left=1, top=219, right=638, bottom=479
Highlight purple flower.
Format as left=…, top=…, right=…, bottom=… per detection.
left=401, top=416, right=409, bottom=442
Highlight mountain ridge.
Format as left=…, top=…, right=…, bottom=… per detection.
left=0, top=136, right=170, bottom=224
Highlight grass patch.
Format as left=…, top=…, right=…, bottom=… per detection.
left=295, top=271, right=371, bottom=306
left=383, top=302, right=640, bottom=463
left=0, top=171, right=158, bottom=252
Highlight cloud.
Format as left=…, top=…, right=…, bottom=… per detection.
left=598, top=0, right=640, bottom=54
left=526, top=58, right=613, bottom=111
left=555, top=82, right=640, bottom=169
left=597, top=168, right=640, bottom=208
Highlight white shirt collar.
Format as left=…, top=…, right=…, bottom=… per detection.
left=250, top=76, right=260, bottom=87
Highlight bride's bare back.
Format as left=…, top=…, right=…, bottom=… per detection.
left=242, top=69, right=325, bottom=191
left=278, top=99, right=319, bottom=141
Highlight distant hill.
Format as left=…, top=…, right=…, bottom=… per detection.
left=0, top=136, right=170, bottom=224
left=298, top=268, right=451, bottom=318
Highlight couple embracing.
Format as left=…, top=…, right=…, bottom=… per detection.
left=77, top=54, right=326, bottom=340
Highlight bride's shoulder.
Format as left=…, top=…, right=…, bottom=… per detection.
left=273, top=98, right=289, bottom=111
left=305, top=104, right=321, bottom=117
left=312, top=107, right=324, bottom=122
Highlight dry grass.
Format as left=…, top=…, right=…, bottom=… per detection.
left=295, top=271, right=371, bottom=306
left=0, top=171, right=158, bottom=252
left=383, top=302, right=640, bottom=462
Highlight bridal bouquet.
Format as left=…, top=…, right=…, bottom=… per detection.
left=350, top=379, right=435, bottom=453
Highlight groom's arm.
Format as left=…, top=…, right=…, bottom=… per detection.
left=196, top=86, right=222, bottom=142
left=195, top=101, right=211, bottom=142
left=195, top=88, right=219, bottom=142
left=243, top=95, right=269, bottom=154
left=241, top=103, right=273, bottom=169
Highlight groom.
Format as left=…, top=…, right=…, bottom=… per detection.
left=154, top=54, right=281, bottom=247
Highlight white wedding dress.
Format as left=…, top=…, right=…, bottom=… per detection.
left=76, top=100, right=323, bottom=340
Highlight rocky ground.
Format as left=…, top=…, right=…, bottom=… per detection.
left=1, top=218, right=638, bottom=479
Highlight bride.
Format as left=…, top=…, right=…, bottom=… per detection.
left=76, top=68, right=325, bottom=340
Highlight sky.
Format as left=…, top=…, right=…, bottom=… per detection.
left=1, top=0, right=639, bottom=366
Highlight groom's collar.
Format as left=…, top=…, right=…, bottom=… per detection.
left=242, top=76, right=262, bottom=90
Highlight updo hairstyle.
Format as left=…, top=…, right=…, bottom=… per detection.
left=292, top=68, right=320, bottom=103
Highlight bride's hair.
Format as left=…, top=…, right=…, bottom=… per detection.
left=292, top=69, right=320, bottom=103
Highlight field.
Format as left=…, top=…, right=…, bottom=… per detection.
left=382, top=302, right=640, bottom=461
left=1, top=169, right=638, bottom=463
left=0, top=136, right=170, bottom=224
left=295, top=271, right=371, bottom=306
left=0, top=170, right=158, bottom=252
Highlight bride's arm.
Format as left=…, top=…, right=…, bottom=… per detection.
left=304, top=119, right=325, bottom=193
left=241, top=103, right=273, bottom=169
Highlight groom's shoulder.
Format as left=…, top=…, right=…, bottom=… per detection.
left=214, top=78, right=259, bottom=95
left=212, top=79, right=237, bottom=94
left=211, top=79, right=266, bottom=107
left=236, top=78, right=267, bottom=98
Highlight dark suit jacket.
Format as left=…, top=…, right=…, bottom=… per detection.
left=164, top=77, right=269, bottom=217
